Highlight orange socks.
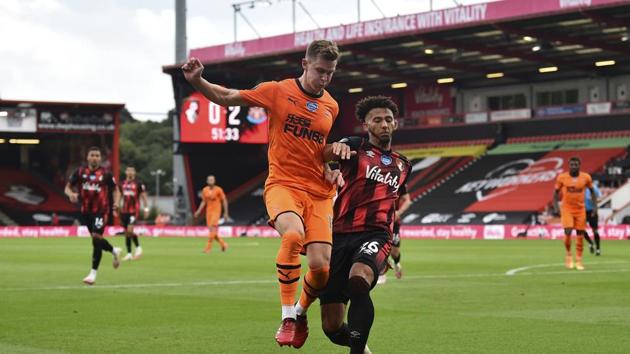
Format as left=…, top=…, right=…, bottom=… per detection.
left=297, top=266, right=330, bottom=313
left=563, top=235, right=571, bottom=255
left=204, top=229, right=228, bottom=252
left=276, top=231, right=303, bottom=306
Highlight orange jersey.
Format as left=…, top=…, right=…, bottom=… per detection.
left=240, top=78, right=339, bottom=198
left=202, top=185, right=225, bottom=216
left=555, top=172, right=592, bottom=214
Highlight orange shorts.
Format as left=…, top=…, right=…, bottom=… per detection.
left=264, top=184, right=333, bottom=246
left=561, top=210, right=586, bottom=230
left=206, top=212, right=220, bottom=227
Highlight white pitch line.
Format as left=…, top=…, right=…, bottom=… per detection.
left=4, top=266, right=630, bottom=292
left=2, top=279, right=275, bottom=291
left=505, top=261, right=628, bottom=276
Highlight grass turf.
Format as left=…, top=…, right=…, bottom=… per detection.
left=1, top=237, right=630, bottom=353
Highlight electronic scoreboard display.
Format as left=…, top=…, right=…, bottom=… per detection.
left=180, top=92, right=268, bottom=143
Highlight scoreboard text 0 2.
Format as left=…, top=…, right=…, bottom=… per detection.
left=180, top=91, right=268, bottom=144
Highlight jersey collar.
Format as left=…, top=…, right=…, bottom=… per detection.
left=294, top=78, right=324, bottom=99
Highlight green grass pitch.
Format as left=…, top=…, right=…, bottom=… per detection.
left=1, top=237, right=630, bottom=353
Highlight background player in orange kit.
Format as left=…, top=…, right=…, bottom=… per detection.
left=553, top=157, right=598, bottom=270
left=182, top=39, right=353, bottom=348
left=194, top=175, right=229, bottom=253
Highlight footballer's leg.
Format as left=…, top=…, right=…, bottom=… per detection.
left=273, top=211, right=305, bottom=346
left=203, top=226, right=215, bottom=253
left=293, top=197, right=333, bottom=348
left=574, top=214, right=587, bottom=270
left=130, top=215, right=142, bottom=259
left=561, top=212, right=574, bottom=269
left=265, top=186, right=307, bottom=346
left=122, top=215, right=133, bottom=261
left=347, top=234, right=391, bottom=354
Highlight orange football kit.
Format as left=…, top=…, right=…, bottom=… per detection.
left=240, top=78, right=338, bottom=314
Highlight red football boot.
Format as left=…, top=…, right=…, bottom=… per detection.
left=275, top=318, right=296, bottom=347
left=291, top=315, right=309, bottom=348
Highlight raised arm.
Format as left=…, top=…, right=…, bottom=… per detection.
left=182, top=57, right=248, bottom=107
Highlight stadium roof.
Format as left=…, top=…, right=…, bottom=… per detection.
left=163, top=0, right=630, bottom=94
left=0, top=99, right=125, bottom=110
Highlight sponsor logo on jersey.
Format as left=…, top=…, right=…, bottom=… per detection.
left=283, top=114, right=324, bottom=143
left=82, top=182, right=102, bottom=192
left=365, top=150, right=375, bottom=158
left=306, top=101, right=318, bottom=112
left=366, top=165, right=400, bottom=191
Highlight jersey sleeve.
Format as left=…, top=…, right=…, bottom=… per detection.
left=554, top=175, right=563, bottom=190
left=68, top=168, right=81, bottom=186
left=338, top=136, right=363, bottom=150
left=239, top=81, right=278, bottom=110
left=585, top=174, right=593, bottom=189
left=399, top=163, right=412, bottom=195
left=107, top=172, right=116, bottom=188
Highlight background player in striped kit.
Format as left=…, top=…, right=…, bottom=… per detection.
left=65, top=146, right=122, bottom=285
left=119, top=166, right=148, bottom=260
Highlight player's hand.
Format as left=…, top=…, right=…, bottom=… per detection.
left=181, top=57, right=204, bottom=83
left=193, top=210, right=200, bottom=219
left=68, top=192, right=79, bottom=203
left=325, top=169, right=345, bottom=188
left=331, top=142, right=356, bottom=160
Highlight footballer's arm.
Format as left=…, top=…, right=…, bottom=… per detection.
left=181, top=57, right=248, bottom=107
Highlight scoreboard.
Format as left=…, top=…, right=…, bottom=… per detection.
left=180, top=92, right=269, bottom=144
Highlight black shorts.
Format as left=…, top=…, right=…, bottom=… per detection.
left=319, top=230, right=392, bottom=305
left=120, top=213, right=138, bottom=228
left=586, top=210, right=598, bottom=230
left=81, top=213, right=107, bottom=235
left=392, top=221, right=401, bottom=247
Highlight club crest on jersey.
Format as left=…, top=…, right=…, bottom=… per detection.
left=381, top=155, right=392, bottom=166
left=89, top=175, right=96, bottom=181
left=306, top=101, right=318, bottom=112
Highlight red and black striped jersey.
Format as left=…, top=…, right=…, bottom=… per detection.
left=333, top=137, right=412, bottom=236
left=120, top=179, right=146, bottom=215
left=69, top=166, right=116, bottom=214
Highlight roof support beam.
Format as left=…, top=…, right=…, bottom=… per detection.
left=420, top=36, right=591, bottom=74
left=495, top=24, right=630, bottom=56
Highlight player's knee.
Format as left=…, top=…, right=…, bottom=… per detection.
left=321, top=305, right=344, bottom=333
left=346, top=275, right=370, bottom=298
left=280, top=231, right=302, bottom=244
left=275, top=213, right=305, bottom=237
left=308, top=266, right=330, bottom=286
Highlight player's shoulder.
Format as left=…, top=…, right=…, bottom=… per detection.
left=392, top=150, right=410, bottom=164
left=321, top=89, right=338, bottom=106
left=580, top=171, right=592, bottom=180
left=557, top=171, right=569, bottom=179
